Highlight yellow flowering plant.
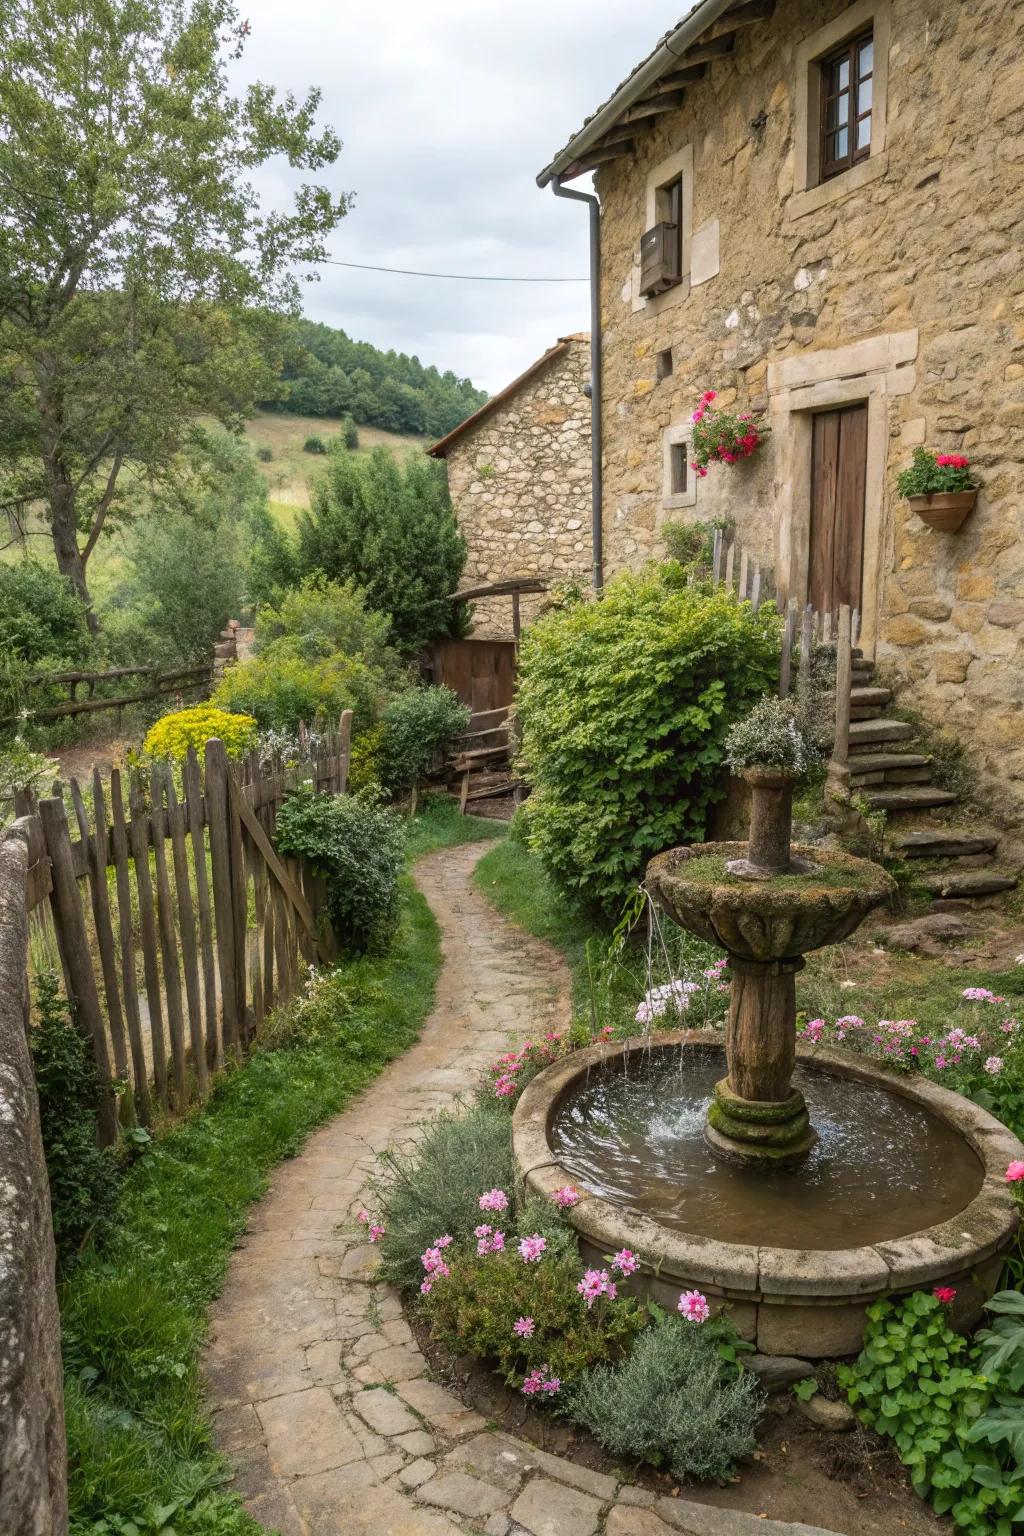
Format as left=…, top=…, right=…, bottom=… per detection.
left=143, top=704, right=257, bottom=763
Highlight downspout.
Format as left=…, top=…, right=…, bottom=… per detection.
left=551, top=178, right=603, bottom=594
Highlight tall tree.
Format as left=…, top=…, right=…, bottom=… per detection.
left=0, top=0, right=349, bottom=624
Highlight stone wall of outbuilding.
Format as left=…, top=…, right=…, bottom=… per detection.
left=440, top=337, right=592, bottom=640
left=593, top=0, right=1024, bottom=833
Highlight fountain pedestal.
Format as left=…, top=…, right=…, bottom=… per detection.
left=646, top=820, right=895, bottom=1170
left=707, top=955, right=816, bottom=1167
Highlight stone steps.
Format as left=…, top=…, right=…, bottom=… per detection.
left=847, top=751, right=931, bottom=775
left=851, top=686, right=893, bottom=709
left=850, top=764, right=932, bottom=787
left=863, top=786, right=958, bottom=812
left=892, top=828, right=1000, bottom=860
left=848, top=718, right=918, bottom=750
left=919, top=868, right=1019, bottom=899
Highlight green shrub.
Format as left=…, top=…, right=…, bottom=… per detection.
left=840, top=1290, right=1024, bottom=1536
left=725, top=695, right=822, bottom=777
left=661, top=519, right=720, bottom=572
left=275, top=786, right=405, bottom=953
left=423, top=1234, right=650, bottom=1393
left=0, top=559, right=92, bottom=665
left=376, top=1099, right=516, bottom=1292
left=143, top=705, right=257, bottom=763
left=303, top=434, right=328, bottom=454
left=297, top=446, right=467, bottom=653
left=343, top=416, right=359, bottom=450
left=256, top=446, right=273, bottom=462
left=515, top=569, right=781, bottom=916
left=566, top=1311, right=763, bottom=1483
left=30, top=971, right=121, bottom=1267
left=213, top=578, right=403, bottom=733
left=377, top=686, right=469, bottom=794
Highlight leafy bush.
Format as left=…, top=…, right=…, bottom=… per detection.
left=143, top=705, right=257, bottom=763
left=840, top=1290, right=1024, bottom=1536
left=275, top=785, right=405, bottom=953
left=343, top=415, right=359, bottom=450
left=566, top=1311, right=763, bottom=1483
left=0, top=558, right=92, bottom=665
left=897, top=447, right=979, bottom=498
left=515, top=569, right=781, bottom=916
left=377, top=686, right=469, bottom=794
left=725, top=695, right=821, bottom=777
left=245, top=498, right=302, bottom=609
left=1, top=734, right=53, bottom=821
left=256, top=446, right=273, bottom=462
left=661, top=519, right=720, bottom=571
left=30, top=971, right=121, bottom=1266
left=213, top=578, right=403, bottom=733
left=423, top=1232, right=650, bottom=1393
left=303, top=434, right=328, bottom=454
left=297, top=446, right=467, bottom=653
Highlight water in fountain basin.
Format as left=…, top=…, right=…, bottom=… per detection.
left=551, top=1044, right=983, bottom=1249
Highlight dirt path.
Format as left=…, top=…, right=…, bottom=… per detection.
left=204, top=842, right=931, bottom=1536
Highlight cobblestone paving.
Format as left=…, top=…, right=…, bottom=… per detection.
left=205, top=842, right=842, bottom=1536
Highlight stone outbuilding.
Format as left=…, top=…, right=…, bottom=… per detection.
left=537, top=0, right=1024, bottom=832
left=428, top=335, right=591, bottom=639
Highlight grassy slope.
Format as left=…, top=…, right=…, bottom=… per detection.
left=62, top=801, right=500, bottom=1536
left=243, top=411, right=429, bottom=530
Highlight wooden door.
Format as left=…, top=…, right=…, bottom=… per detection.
left=809, top=403, right=868, bottom=615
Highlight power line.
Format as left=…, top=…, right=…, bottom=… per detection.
left=318, top=256, right=588, bottom=283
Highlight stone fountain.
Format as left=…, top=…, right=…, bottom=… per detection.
left=513, top=760, right=1024, bottom=1356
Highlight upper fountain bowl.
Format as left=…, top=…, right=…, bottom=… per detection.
left=646, top=841, right=895, bottom=961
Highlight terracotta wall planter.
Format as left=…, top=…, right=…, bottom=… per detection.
left=907, top=489, right=977, bottom=533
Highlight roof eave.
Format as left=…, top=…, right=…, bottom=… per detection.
left=536, top=0, right=736, bottom=188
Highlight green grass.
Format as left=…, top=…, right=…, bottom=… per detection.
left=61, top=804, right=498, bottom=1536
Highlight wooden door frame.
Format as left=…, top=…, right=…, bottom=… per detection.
left=768, top=331, right=919, bottom=655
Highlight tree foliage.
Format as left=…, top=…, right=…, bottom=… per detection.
left=515, top=570, right=781, bottom=916
left=265, top=318, right=487, bottom=438
left=296, top=446, right=467, bottom=654
left=0, top=0, right=348, bottom=620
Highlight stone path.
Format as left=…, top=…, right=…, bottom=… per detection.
left=205, top=842, right=844, bottom=1536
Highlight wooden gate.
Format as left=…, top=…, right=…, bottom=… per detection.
left=429, top=638, right=517, bottom=716
left=18, top=718, right=352, bottom=1138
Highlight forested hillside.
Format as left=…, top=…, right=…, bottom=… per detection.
left=263, top=319, right=488, bottom=437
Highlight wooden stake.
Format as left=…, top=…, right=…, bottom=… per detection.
left=128, top=773, right=168, bottom=1110
left=109, top=772, right=151, bottom=1124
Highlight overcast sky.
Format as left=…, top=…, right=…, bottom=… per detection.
left=237, top=1, right=679, bottom=394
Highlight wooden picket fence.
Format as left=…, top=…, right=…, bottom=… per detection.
left=15, top=712, right=353, bottom=1141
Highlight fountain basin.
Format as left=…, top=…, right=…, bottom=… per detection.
left=646, top=843, right=896, bottom=961
left=513, top=1033, right=1023, bottom=1357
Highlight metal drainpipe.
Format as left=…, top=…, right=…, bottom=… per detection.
left=551, top=177, right=603, bottom=595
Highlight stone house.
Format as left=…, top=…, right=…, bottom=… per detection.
left=537, top=0, right=1024, bottom=836
left=428, top=335, right=592, bottom=639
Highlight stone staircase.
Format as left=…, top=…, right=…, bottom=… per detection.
left=846, top=655, right=1019, bottom=905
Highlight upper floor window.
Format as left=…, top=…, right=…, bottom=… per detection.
left=820, top=31, right=874, bottom=180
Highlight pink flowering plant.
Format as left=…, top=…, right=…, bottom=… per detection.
left=690, top=391, right=767, bottom=475
left=896, top=447, right=979, bottom=498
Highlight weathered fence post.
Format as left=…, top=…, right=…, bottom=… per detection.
left=827, top=603, right=854, bottom=800
left=38, top=797, right=118, bottom=1145
left=339, top=708, right=353, bottom=795
left=0, top=822, right=69, bottom=1536
left=205, top=738, right=243, bottom=1057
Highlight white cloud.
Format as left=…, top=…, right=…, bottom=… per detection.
left=235, top=0, right=674, bottom=392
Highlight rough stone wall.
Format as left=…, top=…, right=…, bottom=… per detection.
left=0, top=825, right=68, bottom=1536
left=595, top=0, right=1024, bottom=832
left=441, top=338, right=592, bottom=639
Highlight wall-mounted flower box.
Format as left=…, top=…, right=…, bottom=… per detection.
left=897, top=448, right=979, bottom=533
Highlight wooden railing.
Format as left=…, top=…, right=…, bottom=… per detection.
left=16, top=712, right=353, bottom=1137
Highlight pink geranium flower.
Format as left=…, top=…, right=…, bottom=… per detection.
left=518, top=1234, right=547, bottom=1263
left=611, top=1248, right=639, bottom=1276
left=521, top=1364, right=561, bottom=1396
left=985, top=1056, right=1004, bottom=1075
left=552, top=1186, right=581, bottom=1209
left=1005, top=1161, right=1024, bottom=1183
left=678, top=1289, right=711, bottom=1323
left=576, top=1269, right=617, bottom=1308
left=514, top=1316, right=535, bottom=1338
left=479, top=1188, right=509, bottom=1213
left=963, top=987, right=996, bottom=1002
left=933, top=1286, right=957, bottom=1304
left=368, top=1224, right=385, bottom=1244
